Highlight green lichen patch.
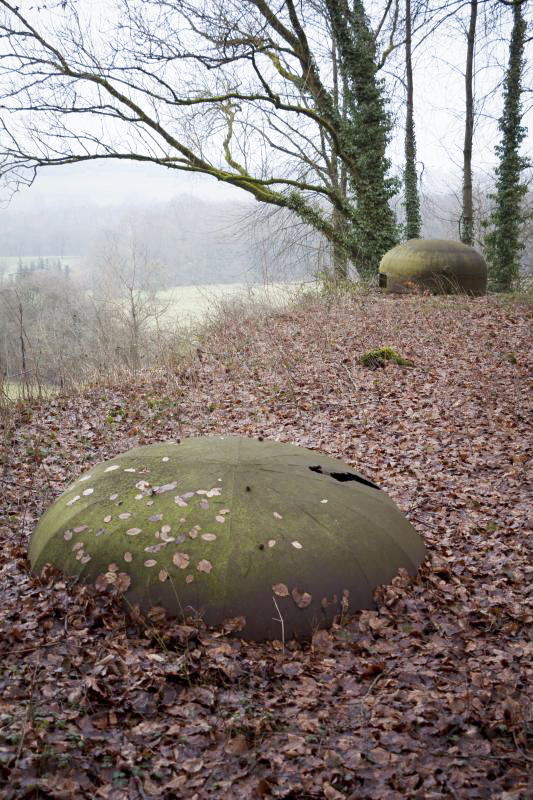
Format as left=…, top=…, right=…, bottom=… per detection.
left=29, top=437, right=426, bottom=641
left=360, top=347, right=414, bottom=369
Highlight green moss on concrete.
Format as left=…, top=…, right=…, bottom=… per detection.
left=360, top=347, right=414, bottom=368
left=379, top=238, right=487, bottom=295
left=29, top=437, right=426, bottom=641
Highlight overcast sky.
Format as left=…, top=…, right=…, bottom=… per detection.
left=3, top=160, right=247, bottom=212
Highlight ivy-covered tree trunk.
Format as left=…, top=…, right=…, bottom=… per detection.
left=331, top=208, right=350, bottom=282
left=326, top=0, right=399, bottom=280
left=330, top=41, right=350, bottom=282
left=484, top=0, right=529, bottom=291
left=461, top=0, right=477, bottom=246
left=404, top=0, right=421, bottom=241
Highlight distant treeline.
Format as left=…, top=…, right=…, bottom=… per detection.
left=1, top=257, right=72, bottom=283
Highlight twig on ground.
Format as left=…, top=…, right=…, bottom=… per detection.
left=14, top=662, right=40, bottom=771
left=342, top=363, right=358, bottom=392
left=272, top=596, right=285, bottom=656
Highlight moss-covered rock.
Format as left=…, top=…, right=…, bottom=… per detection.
left=29, top=437, right=426, bottom=640
left=379, top=239, right=487, bottom=295
left=360, top=347, right=414, bottom=368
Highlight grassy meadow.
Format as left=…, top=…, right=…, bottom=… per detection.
left=156, top=280, right=317, bottom=325
left=1, top=380, right=58, bottom=401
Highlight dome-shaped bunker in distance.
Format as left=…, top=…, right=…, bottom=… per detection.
left=379, top=238, right=487, bottom=295
left=29, top=437, right=426, bottom=641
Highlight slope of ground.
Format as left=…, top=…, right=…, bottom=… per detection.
left=0, top=292, right=531, bottom=799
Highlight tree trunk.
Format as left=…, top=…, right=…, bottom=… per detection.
left=404, top=0, right=421, bottom=240
left=326, top=0, right=399, bottom=279
left=332, top=207, right=349, bottom=281
left=484, top=0, right=528, bottom=291
left=461, top=0, right=477, bottom=246
left=129, top=291, right=140, bottom=373
left=331, top=41, right=349, bottom=281
left=17, top=299, right=27, bottom=379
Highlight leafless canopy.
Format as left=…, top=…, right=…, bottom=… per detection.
left=0, top=0, right=385, bottom=257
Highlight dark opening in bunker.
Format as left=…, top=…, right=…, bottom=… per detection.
left=379, top=273, right=387, bottom=288
left=309, top=465, right=380, bottom=490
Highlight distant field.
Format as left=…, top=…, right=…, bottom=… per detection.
left=157, top=280, right=317, bottom=325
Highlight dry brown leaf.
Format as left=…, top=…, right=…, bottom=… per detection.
left=291, top=587, right=312, bottom=608
left=116, top=572, right=131, bottom=591
left=224, top=734, right=249, bottom=755
left=172, top=552, right=190, bottom=569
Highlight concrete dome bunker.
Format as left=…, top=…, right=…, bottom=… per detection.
left=379, top=238, right=487, bottom=295
left=29, top=436, right=426, bottom=641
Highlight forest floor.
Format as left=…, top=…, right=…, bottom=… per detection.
left=0, top=291, right=532, bottom=799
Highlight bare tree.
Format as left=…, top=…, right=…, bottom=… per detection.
left=92, top=226, right=169, bottom=371
left=0, top=270, right=87, bottom=389
left=0, top=0, right=403, bottom=278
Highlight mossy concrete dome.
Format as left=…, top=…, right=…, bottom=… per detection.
left=379, top=238, right=487, bottom=295
left=29, top=437, right=426, bottom=641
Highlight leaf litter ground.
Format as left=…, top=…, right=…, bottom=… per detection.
left=0, top=293, right=531, bottom=799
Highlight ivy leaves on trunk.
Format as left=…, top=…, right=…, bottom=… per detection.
left=483, top=0, right=530, bottom=291
left=326, top=0, right=399, bottom=278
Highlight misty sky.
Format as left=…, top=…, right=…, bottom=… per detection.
left=4, top=161, right=246, bottom=212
